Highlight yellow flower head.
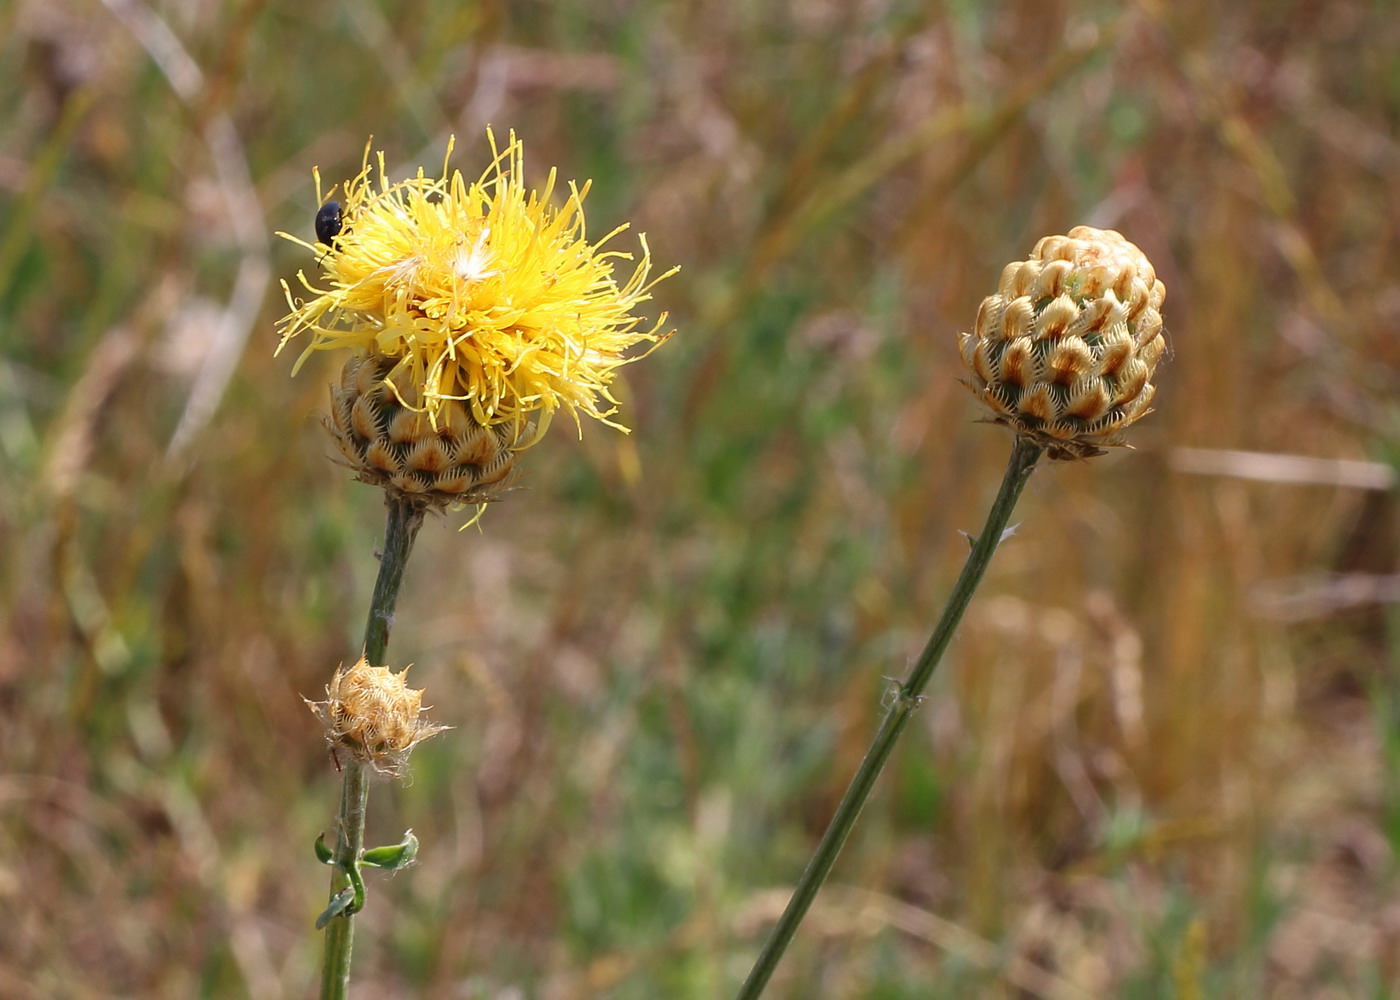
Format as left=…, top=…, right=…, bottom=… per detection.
left=277, top=131, right=675, bottom=442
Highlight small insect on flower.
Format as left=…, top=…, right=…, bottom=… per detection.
left=315, top=200, right=343, bottom=247
left=314, top=200, right=344, bottom=267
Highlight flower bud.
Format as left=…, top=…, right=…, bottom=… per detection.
left=958, top=226, right=1167, bottom=459
left=306, top=657, right=448, bottom=774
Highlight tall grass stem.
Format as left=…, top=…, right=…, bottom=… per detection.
left=734, top=436, right=1043, bottom=999
left=320, top=495, right=426, bottom=1000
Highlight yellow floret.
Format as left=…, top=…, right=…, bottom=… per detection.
left=277, top=131, right=676, bottom=442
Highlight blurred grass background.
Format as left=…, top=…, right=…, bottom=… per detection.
left=3, top=0, right=1399, bottom=997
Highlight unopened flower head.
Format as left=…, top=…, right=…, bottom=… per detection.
left=306, top=658, right=448, bottom=775
left=958, top=226, right=1167, bottom=459
left=277, top=131, right=676, bottom=446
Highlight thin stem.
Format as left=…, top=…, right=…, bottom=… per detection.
left=319, top=495, right=426, bottom=1000
left=319, top=760, right=368, bottom=998
left=362, top=496, right=426, bottom=667
left=734, top=436, right=1043, bottom=1000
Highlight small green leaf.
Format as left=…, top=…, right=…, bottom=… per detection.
left=361, top=829, right=419, bottom=870
left=315, top=888, right=356, bottom=929
left=314, top=833, right=335, bottom=865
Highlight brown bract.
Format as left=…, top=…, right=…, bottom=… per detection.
left=958, top=226, right=1167, bottom=459
left=306, top=657, right=449, bottom=774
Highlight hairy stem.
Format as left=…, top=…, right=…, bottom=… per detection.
left=319, top=495, right=425, bottom=1000
left=734, top=436, right=1043, bottom=1000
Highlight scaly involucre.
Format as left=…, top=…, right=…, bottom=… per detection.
left=958, top=226, right=1166, bottom=459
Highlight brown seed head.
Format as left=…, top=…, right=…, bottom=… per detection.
left=329, top=353, right=531, bottom=507
left=306, top=657, right=449, bottom=774
left=958, top=226, right=1167, bottom=459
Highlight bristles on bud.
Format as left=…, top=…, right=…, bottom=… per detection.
left=305, top=657, right=449, bottom=775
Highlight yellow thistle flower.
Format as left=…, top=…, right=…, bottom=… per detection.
left=305, top=658, right=448, bottom=775
left=276, top=131, right=676, bottom=445
left=958, top=226, right=1167, bottom=460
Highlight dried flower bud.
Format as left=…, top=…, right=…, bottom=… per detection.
left=306, top=658, right=448, bottom=774
left=958, top=226, right=1167, bottom=459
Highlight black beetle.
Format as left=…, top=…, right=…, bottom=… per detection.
left=316, top=201, right=343, bottom=264
left=316, top=198, right=343, bottom=245
left=315, top=201, right=343, bottom=247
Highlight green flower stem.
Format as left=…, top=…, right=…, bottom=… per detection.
left=734, top=436, right=1043, bottom=1000
left=362, top=496, right=426, bottom=666
left=320, top=495, right=426, bottom=1000
left=319, top=760, right=368, bottom=997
